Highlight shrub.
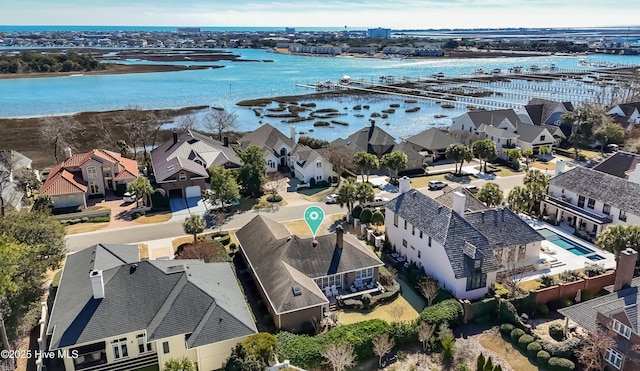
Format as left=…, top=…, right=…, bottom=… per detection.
left=219, top=235, right=231, bottom=246
left=499, top=301, right=519, bottom=324
left=315, top=180, right=329, bottom=188
left=352, top=205, right=363, bottom=219
left=90, top=216, right=110, bottom=223
left=229, top=242, right=237, bottom=251
left=536, top=303, right=549, bottom=316
left=547, top=357, right=575, bottom=371
left=418, top=299, right=464, bottom=328
left=541, top=338, right=581, bottom=358
left=584, top=262, right=606, bottom=277
left=390, top=321, right=417, bottom=345
left=477, top=352, right=485, bottom=371
left=151, top=188, right=169, bottom=208
left=527, top=342, right=542, bottom=358
left=559, top=270, right=581, bottom=283
left=360, top=208, right=373, bottom=224
left=81, top=216, right=89, bottom=222
left=309, top=178, right=316, bottom=188
left=510, top=328, right=525, bottom=343
left=548, top=323, right=565, bottom=341
left=537, top=274, right=557, bottom=288
left=499, top=323, right=515, bottom=337
left=518, top=334, right=534, bottom=350
left=536, top=350, right=550, bottom=366
left=267, top=194, right=282, bottom=202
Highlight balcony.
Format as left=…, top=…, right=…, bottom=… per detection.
left=545, top=195, right=613, bottom=224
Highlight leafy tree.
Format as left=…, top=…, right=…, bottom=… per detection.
left=371, top=211, right=385, bottom=230
left=119, top=106, right=165, bottom=168
left=324, top=146, right=355, bottom=184
left=561, top=104, right=609, bottom=159
left=476, top=182, right=503, bottom=207
left=439, top=323, right=455, bottom=362
left=631, top=140, right=640, bottom=154
left=521, top=148, right=534, bottom=169
left=596, top=225, right=640, bottom=259
left=445, top=143, right=472, bottom=175
left=183, top=214, right=206, bottom=244
left=32, top=195, right=54, bottom=213
left=352, top=205, right=363, bottom=219
left=594, top=122, right=625, bottom=154
left=359, top=208, right=373, bottom=224
left=127, top=177, right=153, bottom=208
left=321, top=343, right=356, bottom=371
left=336, top=178, right=357, bottom=213
left=354, top=152, right=379, bottom=182
left=0, top=235, right=27, bottom=298
left=204, top=108, right=238, bottom=141
left=417, top=322, right=435, bottom=351
left=417, top=275, right=440, bottom=307
left=237, top=145, right=266, bottom=197
left=472, top=140, right=498, bottom=173
left=372, top=333, right=395, bottom=368
left=354, top=182, right=374, bottom=205
left=477, top=353, right=486, bottom=371
left=242, top=333, right=277, bottom=367
left=164, top=357, right=196, bottom=371
left=380, top=152, right=407, bottom=182
left=538, top=146, right=550, bottom=158
left=207, top=165, right=241, bottom=206
left=223, top=344, right=263, bottom=371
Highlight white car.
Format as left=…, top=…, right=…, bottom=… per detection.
left=428, top=180, right=448, bottom=190
left=123, top=192, right=137, bottom=203
left=326, top=194, right=338, bottom=204
left=364, top=194, right=391, bottom=207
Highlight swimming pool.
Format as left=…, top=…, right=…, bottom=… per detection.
left=537, top=228, right=596, bottom=257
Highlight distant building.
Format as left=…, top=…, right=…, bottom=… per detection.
left=285, top=27, right=296, bottom=34
left=176, top=27, right=201, bottom=33
left=368, top=28, right=391, bottom=39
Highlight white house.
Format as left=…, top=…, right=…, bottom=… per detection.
left=607, top=102, right=640, bottom=132
left=542, top=164, right=640, bottom=239
left=238, top=124, right=333, bottom=184
left=385, top=178, right=543, bottom=300
left=476, top=124, right=519, bottom=159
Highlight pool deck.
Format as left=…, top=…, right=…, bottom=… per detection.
left=517, top=215, right=616, bottom=283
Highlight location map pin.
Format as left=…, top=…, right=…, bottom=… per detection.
left=304, top=206, right=325, bottom=238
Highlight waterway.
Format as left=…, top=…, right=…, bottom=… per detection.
left=1, top=49, right=639, bottom=141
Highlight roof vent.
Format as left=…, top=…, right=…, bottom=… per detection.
left=287, top=236, right=292, bottom=242
left=292, top=285, right=302, bottom=296
left=312, top=239, right=318, bottom=247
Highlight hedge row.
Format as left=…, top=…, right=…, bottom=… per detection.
left=59, top=215, right=110, bottom=225
left=417, top=299, right=464, bottom=327
left=499, top=323, right=577, bottom=370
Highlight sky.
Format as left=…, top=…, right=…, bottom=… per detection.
left=1, top=0, right=638, bottom=29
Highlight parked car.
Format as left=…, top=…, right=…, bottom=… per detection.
left=465, top=185, right=479, bottom=193
left=326, top=194, right=338, bottom=204
left=123, top=192, right=137, bottom=203
left=364, top=194, right=391, bottom=207
left=428, top=180, right=448, bottom=190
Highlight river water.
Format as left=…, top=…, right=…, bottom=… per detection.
left=1, top=49, right=639, bottom=141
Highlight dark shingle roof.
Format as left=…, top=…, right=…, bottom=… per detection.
left=436, top=187, right=487, bottom=212
left=404, top=128, right=460, bottom=151
left=465, top=109, right=522, bottom=129
left=593, top=151, right=640, bottom=180
left=47, top=244, right=256, bottom=350
left=236, top=215, right=383, bottom=314
left=330, top=124, right=396, bottom=156
left=514, top=122, right=552, bottom=144
left=550, top=166, right=640, bottom=216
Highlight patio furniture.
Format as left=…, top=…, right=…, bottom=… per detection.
left=391, top=253, right=399, bottom=258
left=331, top=285, right=338, bottom=296
left=397, top=256, right=406, bottom=262
left=325, top=286, right=332, bottom=297
left=367, top=281, right=375, bottom=289
left=403, top=262, right=410, bottom=268
left=350, top=285, right=357, bottom=293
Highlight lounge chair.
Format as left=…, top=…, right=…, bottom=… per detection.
left=331, top=285, right=338, bottom=296
left=325, top=286, right=332, bottom=297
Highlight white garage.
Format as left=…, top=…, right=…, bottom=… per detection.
left=185, top=185, right=202, bottom=199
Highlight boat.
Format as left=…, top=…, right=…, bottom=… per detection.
left=491, top=68, right=501, bottom=74
left=530, top=65, right=541, bottom=72
left=474, top=68, right=485, bottom=75
left=433, top=72, right=445, bottom=78
left=509, top=66, right=523, bottom=73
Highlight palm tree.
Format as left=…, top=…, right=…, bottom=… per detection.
left=472, top=139, right=498, bottom=173
left=354, top=182, right=375, bottom=205
left=507, top=186, right=530, bottom=213
left=539, top=146, right=550, bottom=159
left=596, top=225, right=640, bottom=260
left=126, top=177, right=154, bottom=208
left=336, top=178, right=357, bottom=214
left=380, top=152, right=407, bottom=182
left=521, top=149, right=534, bottom=169
left=354, top=152, right=379, bottom=182
left=183, top=214, right=206, bottom=244
left=445, top=143, right=472, bottom=175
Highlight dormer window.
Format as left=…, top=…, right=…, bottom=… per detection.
left=474, top=259, right=482, bottom=269
left=613, top=319, right=632, bottom=339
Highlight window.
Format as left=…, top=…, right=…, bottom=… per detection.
left=603, top=204, right=611, bottom=215
left=402, top=239, right=407, bottom=247
left=518, top=245, right=526, bottom=260
left=111, top=338, right=128, bottom=359
left=316, top=161, right=322, bottom=168
left=355, top=268, right=373, bottom=281
left=418, top=251, right=421, bottom=258
left=540, top=135, right=546, bottom=141
left=162, top=342, right=170, bottom=354
left=474, top=259, right=482, bottom=269
left=461, top=125, right=464, bottom=131
left=267, top=160, right=275, bottom=169
left=316, top=175, right=322, bottom=181
left=613, top=319, right=632, bottom=339
left=103, top=166, right=112, bottom=177
left=619, top=210, right=627, bottom=222
left=410, top=245, right=415, bottom=250
left=394, top=214, right=398, bottom=227
left=89, top=181, right=99, bottom=194
left=428, top=236, right=432, bottom=247
left=605, top=348, right=623, bottom=369
left=136, top=334, right=152, bottom=353
left=412, top=226, right=415, bottom=235
left=466, top=273, right=487, bottom=291
left=419, top=231, right=423, bottom=239
left=178, top=172, right=187, bottom=181
left=314, top=273, right=343, bottom=289
left=404, top=220, right=407, bottom=230
left=587, top=198, right=595, bottom=209
left=87, top=166, right=97, bottom=179
left=578, top=195, right=585, bottom=208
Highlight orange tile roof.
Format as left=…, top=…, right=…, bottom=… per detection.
left=40, top=164, right=88, bottom=197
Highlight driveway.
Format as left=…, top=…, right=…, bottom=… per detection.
left=169, top=197, right=209, bottom=221
left=86, top=194, right=139, bottom=229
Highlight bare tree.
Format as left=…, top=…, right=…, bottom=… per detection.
left=576, top=327, right=615, bottom=371
left=324, top=146, right=355, bottom=185
left=417, top=275, right=440, bottom=307
left=39, top=116, right=80, bottom=163
left=417, top=322, right=436, bottom=351
left=498, top=259, right=527, bottom=298
left=176, top=113, right=199, bottom=132
left=203, top=108, right=238, bottom=141
left=0, top=151, right=23, bottom=216
left=372, top=333, right=395, bottom=368
left=213, top=210, right=227, bottom=233
left=119, top=105, right=166, bottom=167
left=321, top=343, right=356, bottom=371
left=263, top=172, right=288, bottom=201
left=386, top=304, right=405, bottom=323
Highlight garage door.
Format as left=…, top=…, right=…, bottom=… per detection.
left=185, top=185, right=201, bottom=199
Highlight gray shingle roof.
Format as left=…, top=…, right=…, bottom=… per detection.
left=593, top=151, right=640, bottom=180
left=404, top=128, right=460, bottom=152
left=464, top=109, right=522, bottom=129
left=236, top=215, right=383, bottom=314
left=436, top=187, right=487, bottom=212
left=550, top=166, right=640, bottom=216
left=514, top=122, right=552, bottom=144
left=330, top=124, right=397, bottom=157
left=47, top=244, right=256, bottom=350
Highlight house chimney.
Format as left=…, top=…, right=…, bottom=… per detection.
left=172, top=132, right=178, bottom=145
left=336, top=225, right=344, bottom=249
left=452, top=191, right=466, bottom=215
left=628, top=163, right=640, bottom=185
left=223, top=136, right=229, bottom=147
left=63, top=147, right=72, bottom=160
left=614, top=248, right=638, bottom=292
left=290, top=125, right=296, bottom=143
left=370, top=119, right=376, bottom=128
left=555, top=160, right=566, bottom=176
left=481, top=211, right=485, bottom=223
left=501, top=207, right=505, bottom=222
left=493, top=210, right=498, bottom=224
left=398, top=176, right=411, bottom=194
left=90, top=270, right=105, bottom=299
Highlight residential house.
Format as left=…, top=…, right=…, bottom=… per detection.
left=559, top=248, right=640, bottom=371
left=542, top=165, right=640, bottom=238
left=607, top=102, right=640, bottom=132
left=385, top=180, right=543, bottom=299
left=46, top=244, right=257, bottom=371
left=0, top=150, right=34, bottom=212
left=449, top=109, right=522, bottom=138
left=593, top=151, right=640, bottom=180
left=237, top=124, right=333, bottom=184
left=331, top=121, right=423, bottom=173
left=541, top=124, right=567, bottom=147
left=150, top=131, right=242, bottom=199
left=512, top=122, right=556, bottom=154
left=517, top=98, right=574, bottom=127
left=236, top=215, right=383, bottom=332
left=476, top=123, right=519, bottom=159
left=402, top=128, right=461, bottom=163
left=40, top=149, right=138, bottom=210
